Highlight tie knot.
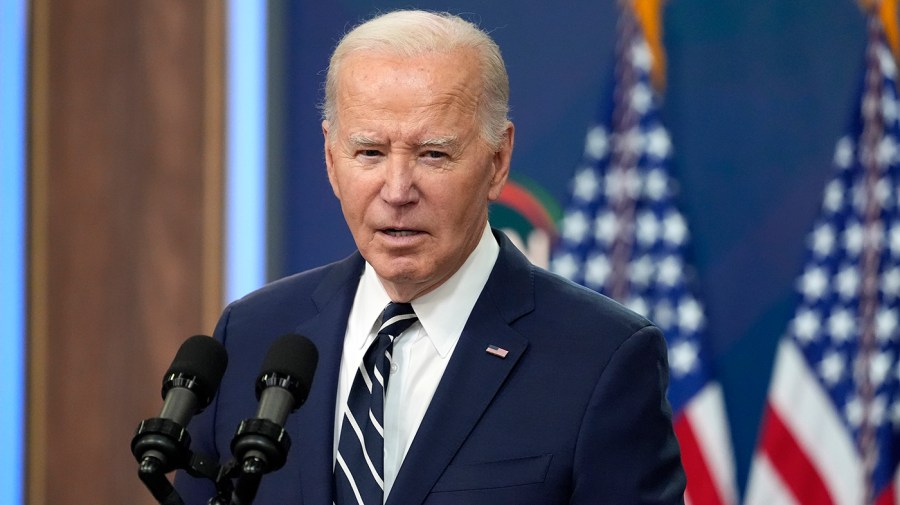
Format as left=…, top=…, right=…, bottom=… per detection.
left=379, top=302, right=418, bottom=338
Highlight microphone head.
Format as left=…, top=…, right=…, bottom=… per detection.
left=162, top=334, right=228, bottom=409
left=256, top=333, right=318, bottom=409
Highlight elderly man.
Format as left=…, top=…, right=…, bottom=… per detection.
left=176, top=10, right=685, bottom=505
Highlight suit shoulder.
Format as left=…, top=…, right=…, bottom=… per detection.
left=529, top=266, right=656, bottom=339
left=531, top=266, right=650, bottom=323
left=224, top=253, right=363, bottom=321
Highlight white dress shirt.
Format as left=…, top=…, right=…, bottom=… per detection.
left=334, top=224, right=499, bottom=498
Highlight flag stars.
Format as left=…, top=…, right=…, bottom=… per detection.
left=843, top=221, right=865, bottom=257
left=550, top=253, right=579, bottom=281
left=846, top=396, right=864, bottom=428
left=884, top=94, right=900, bottom=125
left=863, top=94, right=881, bottom=123
left=828, top=308, right=857, bottom=343
left=657, top=255, right=683, bottom=287
left=572, top=167, right=601, bottom=202
left=851, top=183, right=867, bottom=214
left=877, top=44, right=897, bottom=78
left=630, top=83, right=653, bottom=114
left=819, top=350, right=845, bottom=385
left=869, top=395, right=888, bottom=426
left=663, top=212, right=688, bottom=246
left=584, top=126, right=609, bottom=160
left=562, top=210, right=591, bottom=243
left=644, top=168, right=669, bottom=200
left=605, top=168, right=641, bottom=202
left=653, top=299, right=675, bottom=330
left=874, top=178, right=891, bottom=207
left=875, top=308, right=898, bottom=342
left=810, top=223, right=836, bottom=258
left=792, top=308, right=821, bottom=343
left=626, top=296, right=650, bottom=318
left=646, top=126, right=673, bottom=160
left=630, top=40, right=653, bottom=71
left=615, top=128, right=646, bottom=158
left=636, top=211, right=660, bottom=246
left=835, top=265, right=860, bottom=300
left=594, top=211, right=619, bottom=244
left=798, top=266, right=829, bottom=300
left=669, top=339, right=699, bottom=377
left=629, top=254, right=655, bottom=287
left=678, top=297, right=705, bottom=333
left=823, top=180, right=846, bottom=212
left=584, top=254, right=612, bottom=289
left=868, top=351, right=894, bottom=387
left=877, top=135, right=900, bottom=167
left=882, top=267, right=900, bottom=298
left=889, top=223, right=900, bottom=257
left=833, top=137, right=855, bottom=169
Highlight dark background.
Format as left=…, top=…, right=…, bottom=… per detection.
left=265, top=0, right=867, bottom=496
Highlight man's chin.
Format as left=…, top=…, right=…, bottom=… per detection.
left=369, top=261, right=437, bottom=299
left=372, top=265, right=424, bottom=285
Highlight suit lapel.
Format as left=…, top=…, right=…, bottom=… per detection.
left=290, top=253, right=364, bottom=505
left=387, top=231, right=535, bottom=505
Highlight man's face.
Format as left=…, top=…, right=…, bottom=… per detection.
left=323, top=48, right=513, bottom=302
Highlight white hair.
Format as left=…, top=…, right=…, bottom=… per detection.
left=322, top=10, right=510, bottom=149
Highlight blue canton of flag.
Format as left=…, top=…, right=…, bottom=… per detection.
left=550, top=7, right=736, bottom=505
left=550, top=10, right=706, bottom=418
left=746, top=15, right=900, bottom=505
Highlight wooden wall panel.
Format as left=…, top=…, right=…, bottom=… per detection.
left=28, top=1, right=223, bottom=503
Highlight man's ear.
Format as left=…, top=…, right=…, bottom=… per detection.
left=487, top=122, right=515, bottom=201
left=322, top=120, right=340, bottom=199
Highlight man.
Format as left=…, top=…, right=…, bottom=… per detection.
left=176, top=10, right=685, bottom=504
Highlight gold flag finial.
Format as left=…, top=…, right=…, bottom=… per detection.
left=629, top=0, right=667, bottom=91
left=859, top=0, right=900, bottom=64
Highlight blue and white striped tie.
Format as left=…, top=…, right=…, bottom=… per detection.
left=334, top=302, right=418, bottom=505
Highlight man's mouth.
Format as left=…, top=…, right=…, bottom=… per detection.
left=383, top=228, right=419, bottom=237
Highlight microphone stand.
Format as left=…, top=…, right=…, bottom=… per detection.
left=132, top=417, right=223, bottom=505
left=208, top=456, right=262, bottom=505
left=137, top=456, right=184, bottom=505
left=208, top=417, right=292, bottom=505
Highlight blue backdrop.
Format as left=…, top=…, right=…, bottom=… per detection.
left=266, top=0, right=867, bottom=495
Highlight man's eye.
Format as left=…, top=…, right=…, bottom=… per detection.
left=359, top=149, right=382, bottom=157
left=422, top=150, right=446, bottom=159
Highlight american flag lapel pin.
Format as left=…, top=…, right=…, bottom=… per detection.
left=485, top=345, right=509, bottom=358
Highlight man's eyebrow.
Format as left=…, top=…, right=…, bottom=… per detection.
left=419, top=135, right=459, bottom=148
left=347, top=134, right=380, bottom=146
left=345, top=134, right=460, bottom=148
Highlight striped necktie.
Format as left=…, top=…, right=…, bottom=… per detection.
left=334, top=302, right=418, bottom=505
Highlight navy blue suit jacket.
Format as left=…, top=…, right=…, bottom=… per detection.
left=175, top=230, right=686, bottom=504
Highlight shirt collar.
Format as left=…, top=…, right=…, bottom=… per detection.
left=354, top=224, right=499, bottom=356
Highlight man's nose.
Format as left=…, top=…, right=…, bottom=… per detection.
left=380, top=156, right=418, bottom=205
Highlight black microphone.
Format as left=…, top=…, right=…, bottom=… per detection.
left=231, top=333, right=318, bottom=475
left=132, top=335, right=229, bottom=473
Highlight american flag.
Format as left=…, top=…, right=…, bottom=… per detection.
left=549, top=6, right=738, bottom=505
left=745, top=14, right=900, bottom=505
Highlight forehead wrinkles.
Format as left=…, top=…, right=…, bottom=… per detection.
left=334, top=50, right=483, bottom=124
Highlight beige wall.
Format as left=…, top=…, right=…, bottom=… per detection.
left=28, top=0, right=224, bottom=503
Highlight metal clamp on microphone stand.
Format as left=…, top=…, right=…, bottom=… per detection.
left=131, top=415, right=222, bottom=505
left=131, top=416, right=190, bottom=505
